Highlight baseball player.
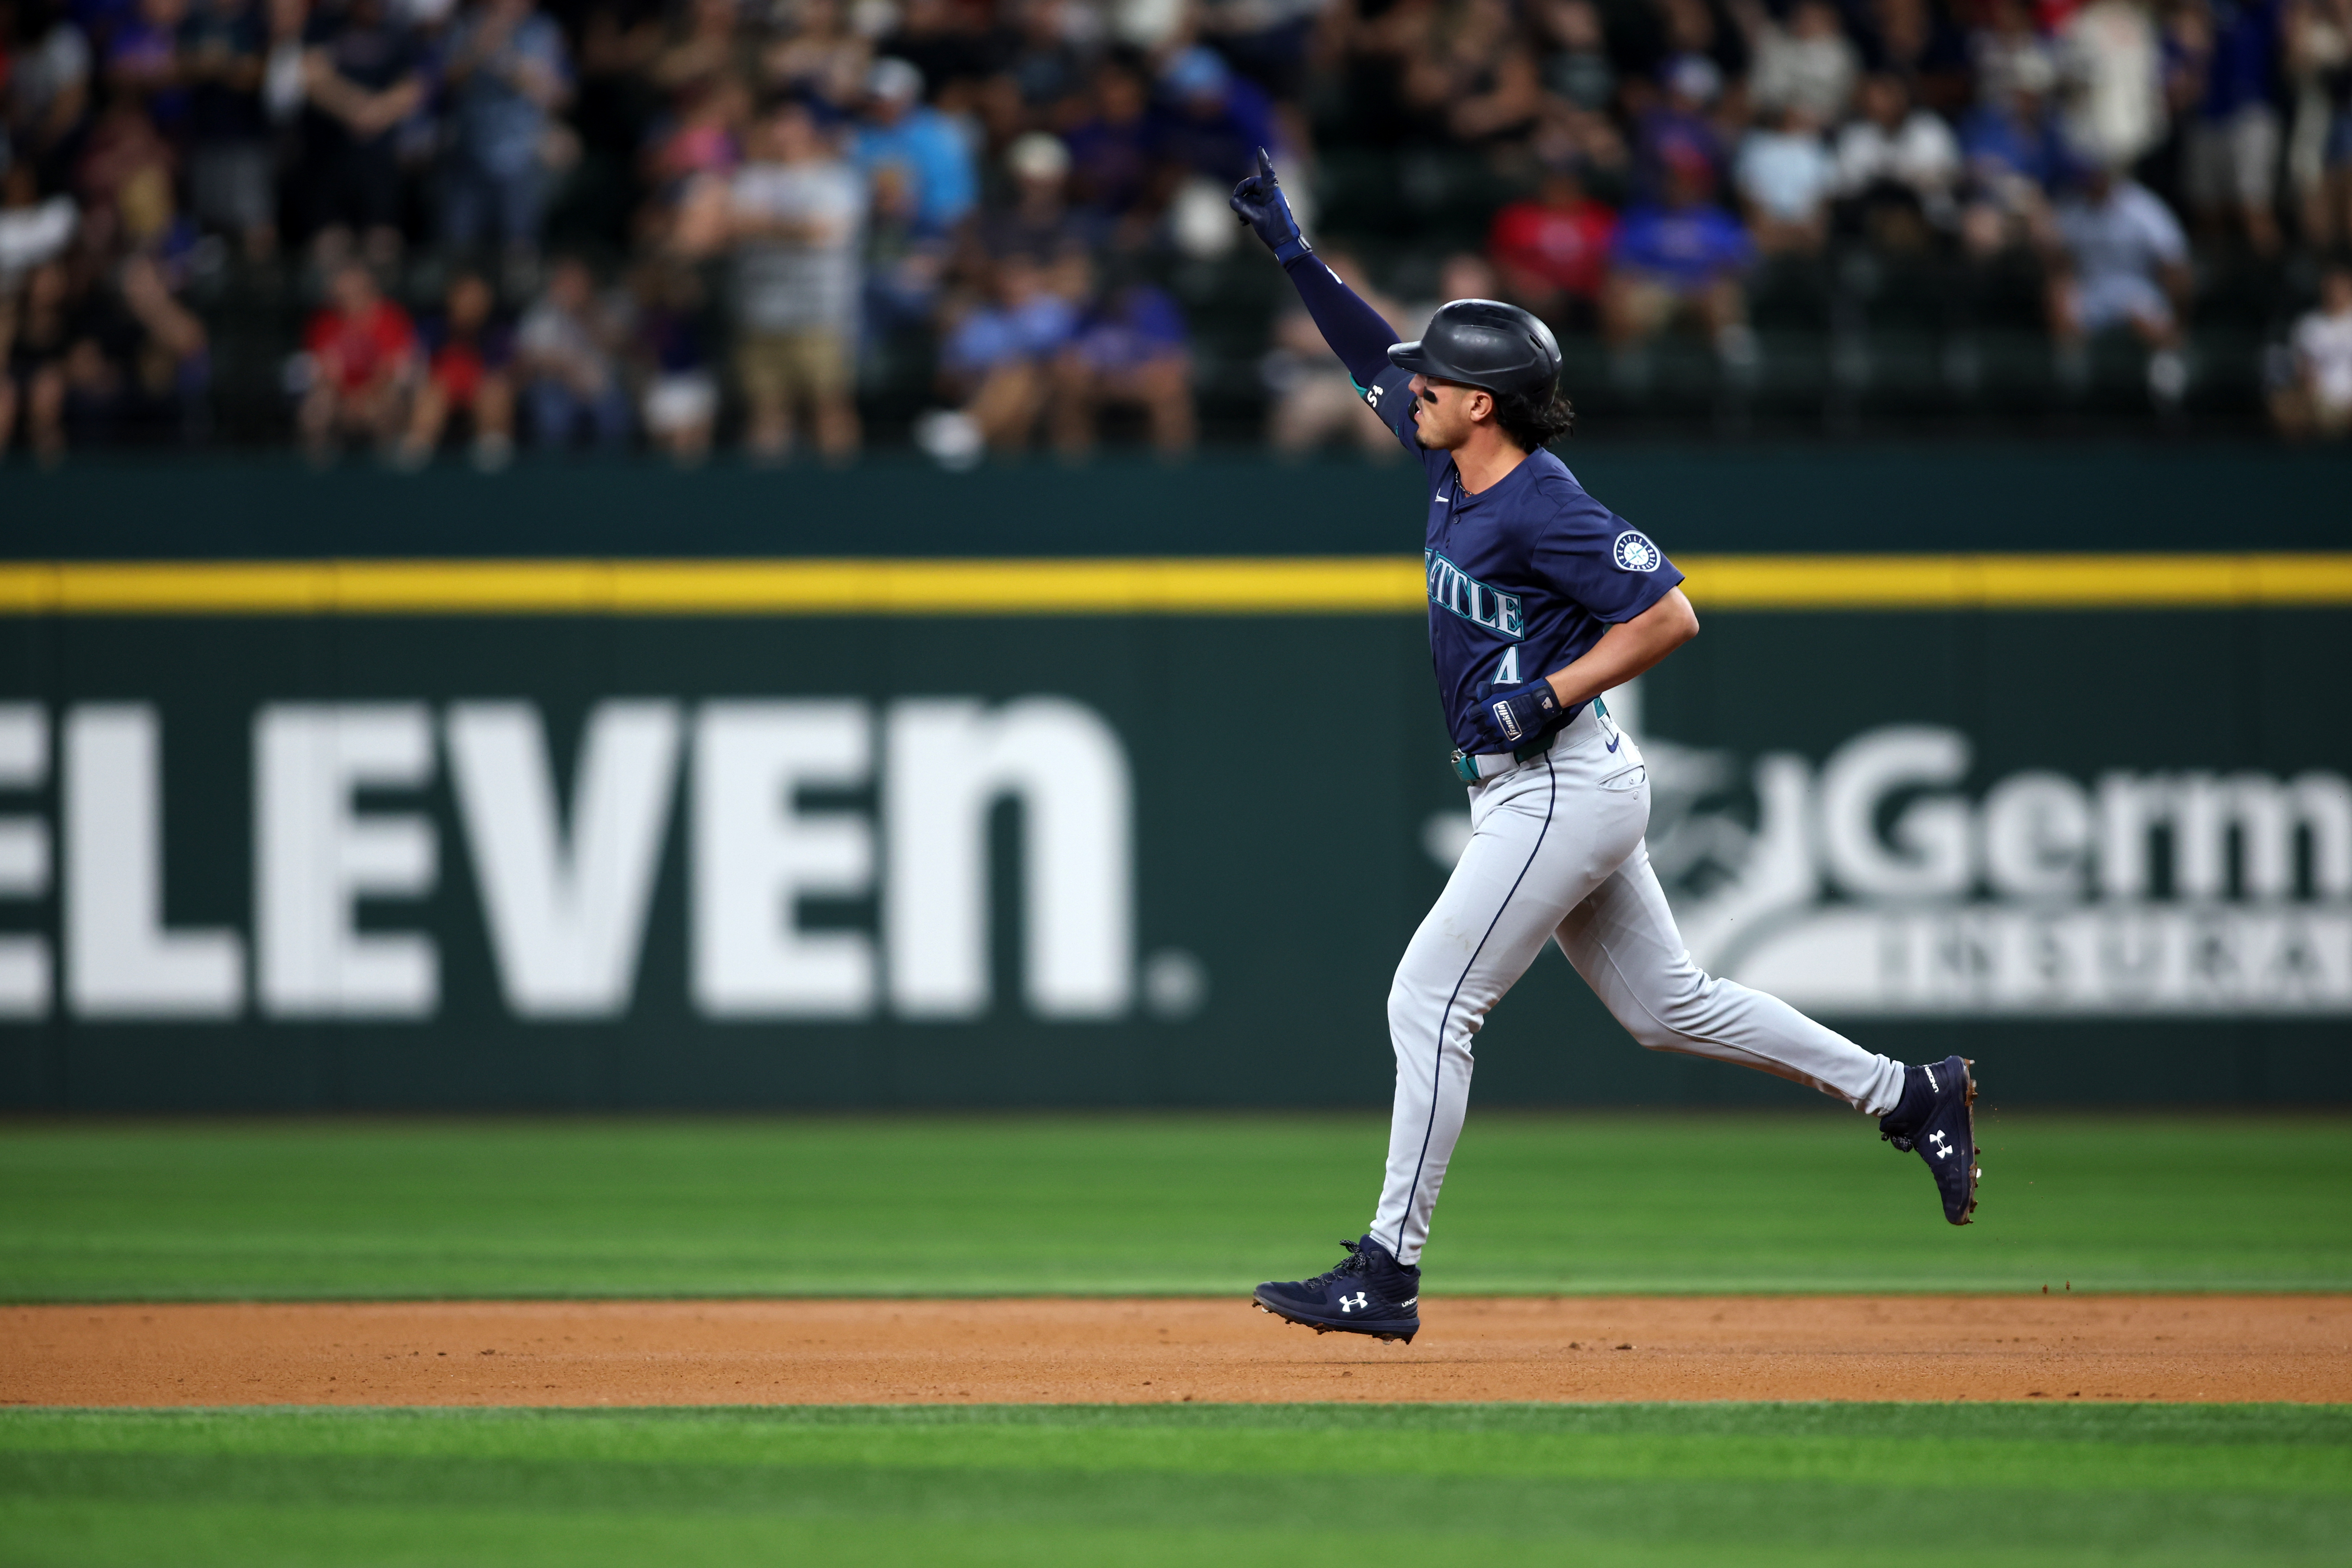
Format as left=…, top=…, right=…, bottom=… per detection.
left=1229, top=151, right=1979, bottom=1346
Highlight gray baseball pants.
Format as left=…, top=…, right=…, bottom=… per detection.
left=1370, top=702, right=1906, bottom=1265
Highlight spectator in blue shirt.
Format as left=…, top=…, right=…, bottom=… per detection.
left=1054, top=276, right=1192, bottom=457
left=934, top=252, right=1076, bottom=454
left=1064, top=55, right=1156, bottom=237
left=1957, top=74, right=2072, bottom=256
left=439, top=0, right=571, bottom=257
left=852, top=55, right=975, bottom=236
left=1603, top=148, right=1756, bottom=366
left=1633, top=55, right=1727, bottom=202
left=1147, top=45, right=1277, bottom=183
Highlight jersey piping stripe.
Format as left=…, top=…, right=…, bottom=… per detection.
left=1391, top=746, right=1557, bottom=1262
left=4, top=554, right=2352, bottom=614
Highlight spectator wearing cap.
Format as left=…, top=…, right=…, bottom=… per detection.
left=1053, top=272, right=1191, bottom=457
left=981, top=131, right=1098, bottom=275
left=1603, top=147, right=1757, bottom=365
left=1635, top=55, right=1728, bottom=201
left=2273, top=264, right=2352, bottom=437
left=729, top=96, right=864, bottom=461
left=1488, top=165, right=1620, bottom=326
left=398, top=268, right=514, bottom=467
left=1735, top=103, right=1838, bottom=253
left=854, top=56, right=977, bottom=235
left=2045, top=161, right=2190, bottom=403
left=298, top=259, right=417, bottom=458
left=439, top=0, right=571, bottom=259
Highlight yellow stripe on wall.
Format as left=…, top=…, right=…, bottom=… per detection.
left=0, top=558, right=1419, bottom=616
left=0, top=555, right=2348, bottom=615
left=1689, top=554, right=2352, bottom=609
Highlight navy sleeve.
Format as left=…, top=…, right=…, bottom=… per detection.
left=1528, top=477, right=1686, bottom=623
left=1279, top=257, right=1448, bottom=472
left=1356, top=361, right=1452, bottom=477
left=1281, top=254, right=1398, bottom=388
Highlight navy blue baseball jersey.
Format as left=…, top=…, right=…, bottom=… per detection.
left=1356, top=364, right=1686, bottom=755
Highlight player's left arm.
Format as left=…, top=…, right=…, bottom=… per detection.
left=1483, top=501, right=1698, bottom=743
left=1538, top=588, right=1698, bottom=707
left=1484, top=591, right=1697, bottom=743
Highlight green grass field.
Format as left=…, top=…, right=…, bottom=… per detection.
left=3, top=1404, right=2347, bottom=1567
left=3, top=1114, right=2349, bottom=1299
left=5, top=1114, right=2347, bottom=1565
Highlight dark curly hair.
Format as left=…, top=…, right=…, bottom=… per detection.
left=1492, top=386, right=1576, bottom=452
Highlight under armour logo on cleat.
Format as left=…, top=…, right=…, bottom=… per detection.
left=1928, top=1130, right=1952, bottom=1160
left=1339, top=1291, right=1369, bottom=1313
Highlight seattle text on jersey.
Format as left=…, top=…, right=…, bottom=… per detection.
left=1425, top=550, right=1526, bottom=639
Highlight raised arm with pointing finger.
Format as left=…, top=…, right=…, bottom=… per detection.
left=1230, top=149, right=1399, bottom=390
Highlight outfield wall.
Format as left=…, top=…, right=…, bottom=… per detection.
left=1, top=450, right=2347, bottom=1109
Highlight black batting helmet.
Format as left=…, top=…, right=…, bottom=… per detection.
left=1388, top=299, right=1562, bottom=397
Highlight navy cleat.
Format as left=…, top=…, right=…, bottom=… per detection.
left=1252, top=1235, right=1421, bottom=1343
left=1880, top=1055, right=1980, bottom=1225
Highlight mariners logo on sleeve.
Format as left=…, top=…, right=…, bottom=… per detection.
left=1612, top=531, right=1663, bottom=572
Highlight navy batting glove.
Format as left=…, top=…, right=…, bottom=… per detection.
left=1230, top=147, right=1311, bottom=264
left=1484, top=678, right=1563, bottom=750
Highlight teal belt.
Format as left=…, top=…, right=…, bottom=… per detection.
left=1450, top=726, right=1561, bottom=784
left=1447, top=696, right=1606, bottom=785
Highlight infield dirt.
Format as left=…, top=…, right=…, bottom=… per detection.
left=5, top=1295, right=2347, bottom=1406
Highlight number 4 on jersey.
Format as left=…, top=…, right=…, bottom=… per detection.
left=1492, top=646, right=1520, bottom=686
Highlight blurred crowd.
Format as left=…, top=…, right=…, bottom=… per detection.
left=4, top=0, right=2352, bottom=461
